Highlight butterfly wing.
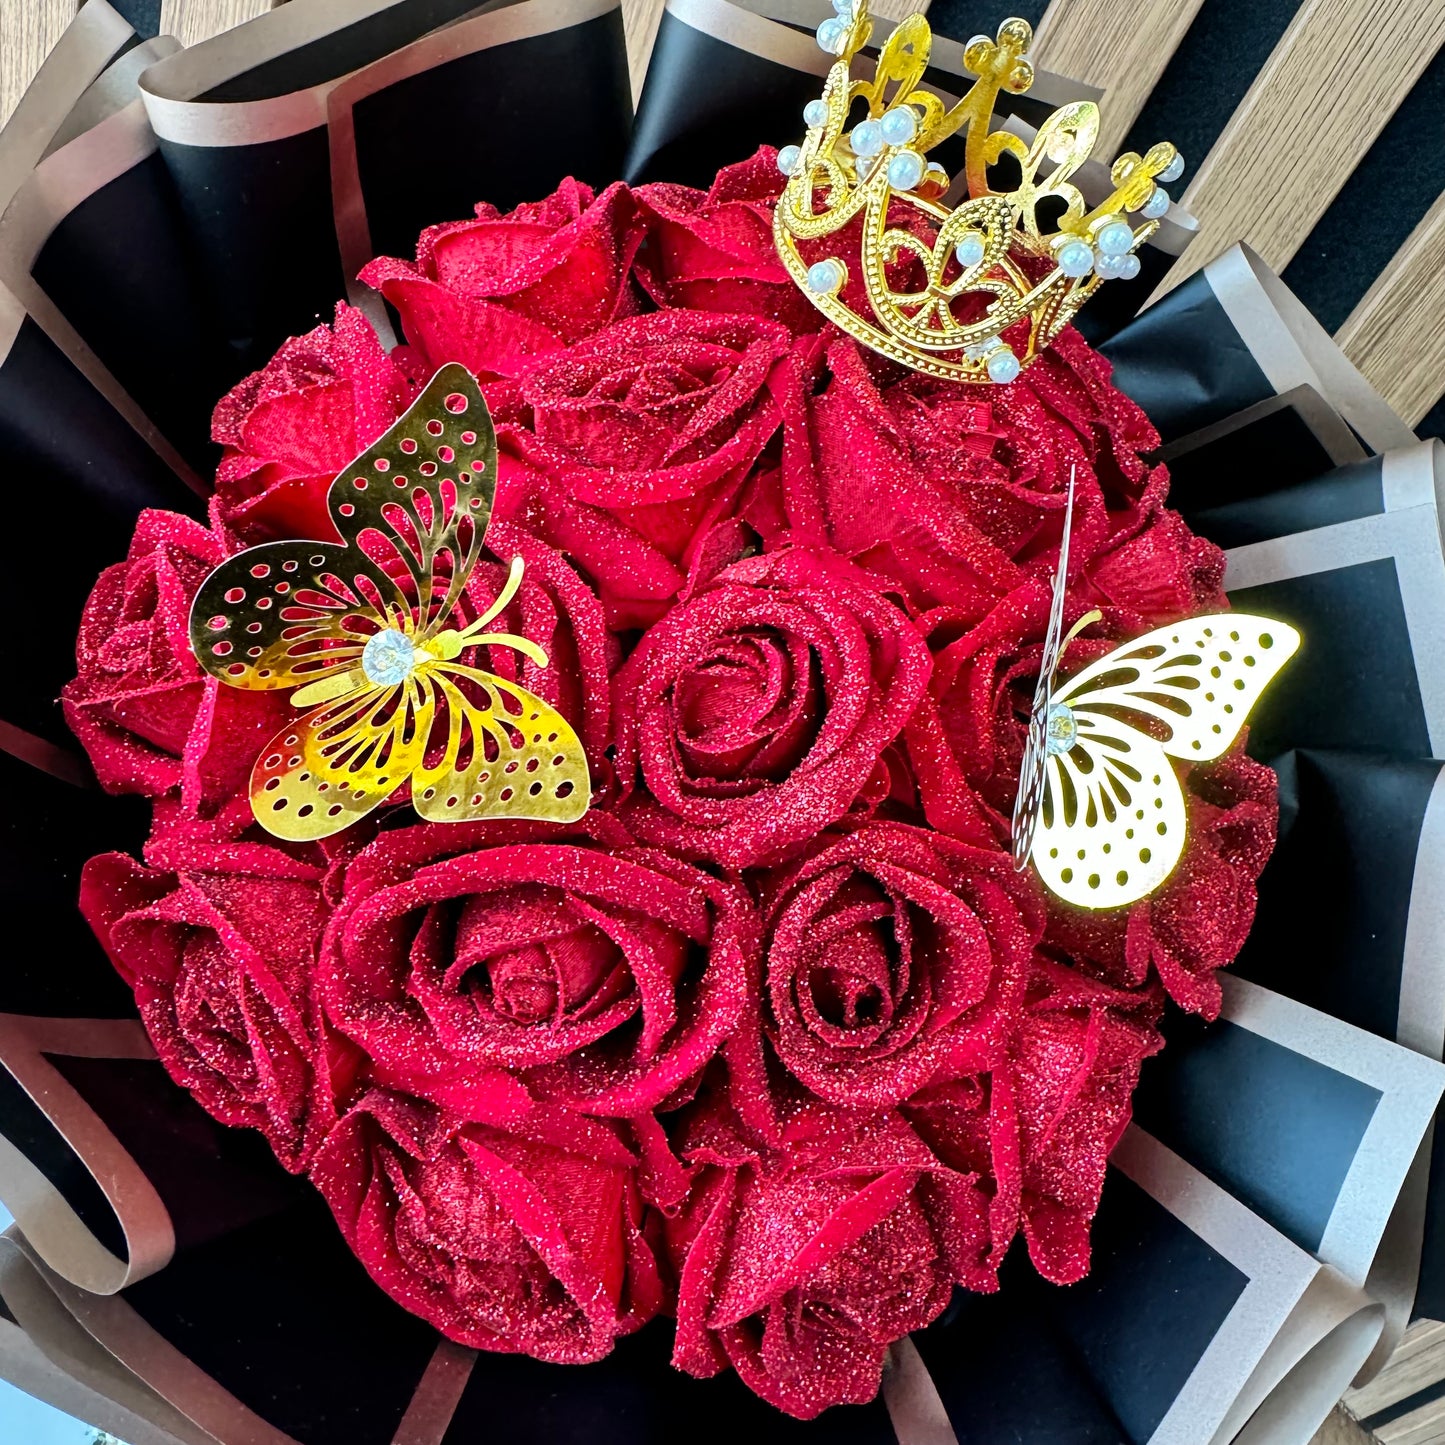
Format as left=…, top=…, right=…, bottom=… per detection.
left=327, top=362, right=496, bottom=635
left=250, top=678, right=436, bottom=841
left=1029, top=611, right=1298, bottom=908
left=188, top=364, right=499, bottom=694
left=412, top=665, right=590, bottom=824
left=1052, top=613, right=1300, bottom=763
left=1030, top=724, right=1188, bottom=909
left=190, top=538, right=377, bottom=694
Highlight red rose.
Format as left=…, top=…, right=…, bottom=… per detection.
left=498, top=310, right=795, bottom=628
left=667, top=1099, right=967, bottom=1418
left=790, top=336, right=1023, bottom=619
left=633, top=150, right=822, bottom=332
left=322, top=820, right=755, bottom=1117
left=361, top=179, right=645, bottom=379
left=210, top=303, right=414, bottom=542
left=614, top=548, right=932, bottom=867
left=61, top=510, right=290, bottom=813
left=462, top=522, right=618, bottom=785
left=907, top=531, right=1228, bottom=841
left=79, top=841, right=346, bottom=1172
left=740, top=823, right=1041, bottom=1114
left=311, top=1089, right=664, bottom=1362
left=1004, top=960, right=1162, bottom=1283
left=1046, top=751, right=1279, bottom=1018
left=779, top=329, right=1175, bottom=623
left=1083, top=469, right=1226, bottom=627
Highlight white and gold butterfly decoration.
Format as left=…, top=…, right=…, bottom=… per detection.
left=187, top=364, right=590, bottom=842
left=1011, top=471, right=1299, bottom=909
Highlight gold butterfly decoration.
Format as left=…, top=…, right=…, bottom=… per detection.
left=188, top=364, right=590, bottom=842
left=1011, top=471, right=1299, bottom=909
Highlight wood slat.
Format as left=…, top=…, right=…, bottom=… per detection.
left=1030, top=0, right=1206, bottom=157
left=1347, top=1322, right=1445, bottom=1419
left=0, top=0, right=77, bottom=129
left=157, top=0, right=280, bottom=49
left=871, top=0, right=930, bottom=19
left=1312, top=1406, right=1383, bottom=1445
left=1376, top=1398, right=1445, bottom=1445
left=621, top=0, right=664, bottom=101
left=1335, top=191, right=1445, bottom=426
left=1161, top=0, right=1445, bottom=292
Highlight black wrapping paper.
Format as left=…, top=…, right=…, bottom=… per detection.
left=626, top=0, right=1105, bottom=187
left=0, top=304, right=201, bottom=747
left=1101, top=244, right=1417, bottom=458
left=12, top=109, right=232, bottom=471
left=138, top=0, right=632, bottom=383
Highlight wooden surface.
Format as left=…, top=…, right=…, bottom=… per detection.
left=1336, top=193, right=1445, bottom=427
left=0, top=0, right=74, bottom=128
left=157, top=0, right=279, bottom=47
left=1167, top=0, right=1445, bottom=288
left=1031, top=0, right=1209, bottom=157
left=622, top=0, right=664, bottom=99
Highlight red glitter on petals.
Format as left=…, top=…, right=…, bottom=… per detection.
left=63, top=163, right=1281, bottom=1418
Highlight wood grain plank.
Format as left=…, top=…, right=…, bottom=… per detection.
left=1311, top=1405, right=1383, bottom=1445
left=1160, top=0, right=1445, bottom=292
left=1030, top=0, right=1205, bottom=157
left=1335, top=192, right=1445, bottom=427
left=0, top=0, right=77, bottom=129
left=871, top=0, right=930, bottom=19
left=1375, top=1396, right=1445, bottom=1445
left=157, top=0, right=280, bottom=49
left=1347, top=1321, right=1445, bottom=1419
left=621, top=0, right=664, bottom=101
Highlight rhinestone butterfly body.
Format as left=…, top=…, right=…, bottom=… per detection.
left=188, top=364, right=590, bottom=842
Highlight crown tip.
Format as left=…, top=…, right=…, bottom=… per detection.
left=774, top=0, right=1177, bottom=384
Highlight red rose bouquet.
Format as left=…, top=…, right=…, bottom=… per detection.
left=68, top=141, right=1282, bottom=1417
left=9, top=2, right=1444, bottom=1441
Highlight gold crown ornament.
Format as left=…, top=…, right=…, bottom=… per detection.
left=773, top=1, right=1184, bottom=383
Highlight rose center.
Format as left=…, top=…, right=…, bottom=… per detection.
left=362, top=629, right=418, bottom=686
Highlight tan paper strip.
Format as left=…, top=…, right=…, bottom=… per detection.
left=666, top=0, right=833, bottom=77
left=1346, top=1319, right=1445, bottom=1418
left=0, top=1237, right=211, bottom=1445
left=1216, top=975, right=1445, bottom=1292
left=0, top=1016, right=175, bottom=1296
left=1226, top=1294, right=1384, bottom=1445
left=1031, top=0, right=1206, bottom=157
left=389, top=1340, right=476, bottom=1445
left=141, top=0, right=403, bottom=106
left=1336, top=192, right=1445, bottom=428
left=45, top=35, right=182, bottom=158
left=1225, top=507, right=1445, bottom=759
left=15, top=1237, right=297, bottom=1445
left=1163, top=0, right=1445, bottom=290
left=880, top=1337, right=958, bottom=1445
left=0, top=719, right=91, bottom=787
left=0, top=102, right=205, bottom=495
left=329, top=0, right=611, bottom=329
left=1203, top=245, right=1417, bottom=457
left=1111, top=1127, right=1324, bottom=1445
